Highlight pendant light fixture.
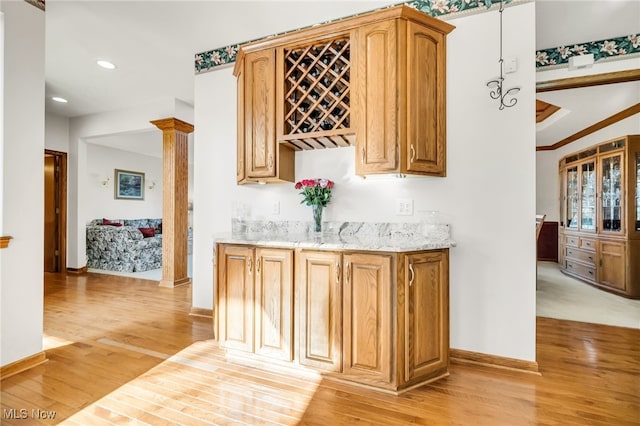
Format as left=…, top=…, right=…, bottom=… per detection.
left=486, top=0, right=520, bottom=110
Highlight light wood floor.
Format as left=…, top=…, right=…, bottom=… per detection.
left=1, top=272, right=639, bottom=425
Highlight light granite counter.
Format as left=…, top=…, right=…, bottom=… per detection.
left=213, top=219, right=454, bottom=252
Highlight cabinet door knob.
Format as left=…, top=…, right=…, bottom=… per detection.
left=346, top=262, right=350, bottom=282
left=248, top=258, right=253, bottom=273
left=409, top=263, right=415, bottom=287
left=336, top=262, right=340, bottom=283
left=256, top=256, right=261, bottom=273
left=410, top=144, right=416, bottom=163
left=268, top=154, right=274, bottom=169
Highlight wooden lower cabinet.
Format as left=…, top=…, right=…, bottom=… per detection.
left=217, top=245, right=255, bottom=352
left=296, top=251, right=342, bottom=372
left=254, top=248, right=294, bottom=361
left=216, top=244, right=450, bottom=393
left=342, top=253, right=392, bottom=386
left=598, top=239, right=626, bottom=292
left=297, top=248, right=449, bottom=392
left=403, top=251, right=449, bottom=384
left=216, top=245, right=294, bottom=360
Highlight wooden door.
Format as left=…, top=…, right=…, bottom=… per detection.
left=245, top=49, right=276, bottom=179
left=218, top=245, right=254, bottom=352
left=354, top=20, right=398, bottom=175
left=342, top=253, right=392, bottom=385
left=44, top=150, right=66, bottom=273
left=404, top=250, right=449, bottom=383
left=254, top=248, right=293, bottom=361
left=405, top=21, right=446, bottom=175
left=297, top=251, right=342, bottom=372
left=598, top=239, right=626, bottom=291
left=44, top=154, right=58, bottom=272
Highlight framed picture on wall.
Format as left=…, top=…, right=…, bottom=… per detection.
left=114, top=169, right=145, bottom=200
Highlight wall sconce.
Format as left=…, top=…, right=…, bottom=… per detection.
left=100, top=176, right=110, bottom=188
left=148, top=181, right=157, bottom=190
left=486, top=0, right=520, bottom=110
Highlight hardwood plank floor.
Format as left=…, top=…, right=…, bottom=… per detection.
left=1, top=272, right=639, bottom=425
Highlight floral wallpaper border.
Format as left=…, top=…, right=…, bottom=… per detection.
left=536, top=34, right=640, bottom=70
left=195, top=0, right=518, bottom=74
left=24, top=0, right=45, bottom=12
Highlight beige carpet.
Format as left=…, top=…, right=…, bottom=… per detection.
left=537, top=261, right=640, bottom=329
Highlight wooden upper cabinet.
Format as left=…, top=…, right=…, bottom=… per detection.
left=236, top=66, right=246, bottom=184
left=405, top=21, right=447, bottom=175
left=354, top=15, right=451, bottom=177
left=353, top=19, right=398, bottom=175
left=234, top=5, right=454, bottom=184
left=244, top=50, right=277, bottom=179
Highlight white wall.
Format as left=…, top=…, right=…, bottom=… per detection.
left=194, top=3, right=537, bottom=361
left=537, top=115, right=640, bottom=222
left=0, top=1, right=45, bottom=366
left=85, top=143, right=163, bottom=223
left=45, top=112, right=70, bottom=153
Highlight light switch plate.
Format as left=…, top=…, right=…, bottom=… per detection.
left=395, top=198, right=414, bottom=216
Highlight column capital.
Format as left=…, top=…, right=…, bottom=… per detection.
left=150, top=117, right=194, bottom=134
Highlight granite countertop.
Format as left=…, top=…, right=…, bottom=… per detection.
left=213, top=220, right=454, bottom=252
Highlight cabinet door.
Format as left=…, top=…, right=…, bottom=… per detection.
left=297, top=251, right=342, bottom=371
left=565, top=165, right=579, bottom=229
left=405, top=21, right=446, bottom=175
left=236, top=65, right=246, bottom=183
left=254, top=248, right=293, bottom=361
left=404, top=251, right=449, bottom=383
left=218, top=245, right=254, bottom=352
left=354, top=20, right=398, bottom=175
left=580, top=160, right=596, bottom=232
left=245, top=49, right=276, bottom=179
left=343, top=253, right=392, bottom=384
left=599, top=153, right=624, bottom=233
left=598, top=240, right=626, bottom=291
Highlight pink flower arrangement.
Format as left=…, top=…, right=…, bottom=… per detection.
left=295, top=178, right=334, bottom=207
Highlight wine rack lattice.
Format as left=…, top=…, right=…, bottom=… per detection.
left=283, top=37, right=352, bottom=150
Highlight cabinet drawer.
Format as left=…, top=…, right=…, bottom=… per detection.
left=565, top=261, right=596, bottom=281
left=579, top=238, right=596, bottom=251
left=564, top=235, right=579, bottom=247
left=565, top=247, right=596, bottom=265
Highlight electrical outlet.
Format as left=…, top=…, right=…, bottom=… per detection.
left=395, top=198, right=414, bottom=216
left=505, top=58, right=517, bottom=74
left=271, top=200, right=280, bottom=215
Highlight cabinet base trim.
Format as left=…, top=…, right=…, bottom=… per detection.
left=450, top=349, right=540, bottom=376
left=1, top=351, right=48, bottom=380
left=189, top=307, right=214, bottom=318
left=67, top=266, right=87, bottom=274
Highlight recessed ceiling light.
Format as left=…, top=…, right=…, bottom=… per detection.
left=51, top=97, right=68, bottom=103
left=96, top=60, right=116, bottom=70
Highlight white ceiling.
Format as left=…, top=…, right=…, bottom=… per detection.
left=45, top=0, right=640, bottom=153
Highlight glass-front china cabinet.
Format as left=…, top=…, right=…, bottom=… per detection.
left=558, top=135, right=640, bottom=298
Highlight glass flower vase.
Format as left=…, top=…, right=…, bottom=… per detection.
left=312, top=204, right=323, bottom=234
